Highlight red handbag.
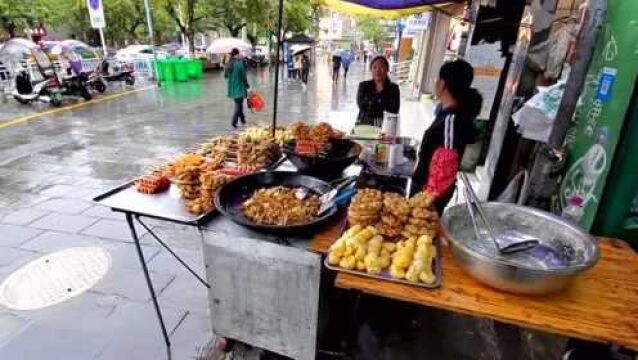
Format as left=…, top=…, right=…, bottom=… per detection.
left=247, top=91, right=265, bottom=112
left=425, top=114, right=459, bottom=199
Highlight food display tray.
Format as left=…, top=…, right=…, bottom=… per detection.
left=93, top=181, right=216, bottom=226
left=323, top=177, right=443, bottom=289
left=323, top=229, right=442, bottom=289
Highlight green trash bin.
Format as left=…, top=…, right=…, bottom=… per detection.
left=187, top=59, right=198, bottom=79
left=174, top=59, right=189, bottom=82
left=162, top=59, right=176, bottom=83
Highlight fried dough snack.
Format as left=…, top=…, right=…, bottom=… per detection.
left=242, top=186, right=321, bottom=226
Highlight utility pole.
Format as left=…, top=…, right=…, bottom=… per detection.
left=271, top=0, right=284, bottom=136
left=143, top=0, right=160, bottom=86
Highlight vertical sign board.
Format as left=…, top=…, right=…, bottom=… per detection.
left=560, top=0, right=638, bottom=229
left=87, top=0, right=106, bottom=29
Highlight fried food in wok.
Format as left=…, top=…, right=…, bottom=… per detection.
left=242, top=186, right=321, bottom=226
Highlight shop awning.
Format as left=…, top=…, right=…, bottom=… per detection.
left=324, top=0, right=457, bottom=18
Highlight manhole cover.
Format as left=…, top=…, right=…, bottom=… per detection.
left=0, top=247, right=111, bottom=310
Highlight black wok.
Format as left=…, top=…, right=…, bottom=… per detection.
left=214, top=171, right=355, bottom=234
left=283, top=138, right=361, bottom=176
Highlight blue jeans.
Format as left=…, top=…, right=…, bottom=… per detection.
left=231, top=98, right=245, bottom=126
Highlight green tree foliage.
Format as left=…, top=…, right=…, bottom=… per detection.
left=357, top=16, right=386, bottom=51
left=0, top=0, right=58, bottom=38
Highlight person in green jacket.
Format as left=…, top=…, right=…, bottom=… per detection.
left=225, top=48, right=250, bottom=128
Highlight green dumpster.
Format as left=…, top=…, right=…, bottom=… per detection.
left=174, top=59, right=189, bottom=82
left=188, top=59, right=203, bottom=79
left=162, top=59, right=176, bottom=83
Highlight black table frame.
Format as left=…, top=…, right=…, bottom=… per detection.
left=119, top=211, right=211, bottom=348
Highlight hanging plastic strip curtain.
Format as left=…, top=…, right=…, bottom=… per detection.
left=324, top=0, right=453, bottom=18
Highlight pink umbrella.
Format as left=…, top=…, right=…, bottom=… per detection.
left=206, top=38, right=251, bottom=54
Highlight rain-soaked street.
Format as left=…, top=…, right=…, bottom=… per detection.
left=0, top=59, right=399, bottom=359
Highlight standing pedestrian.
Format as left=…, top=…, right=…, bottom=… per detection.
left=332, top=53, right=341, bottom=82
left=301, top=53, right=310, bottom=90
left=225, top=48, right=250, bottom=129
left=342, top=51, right=353, bottom=80
left=294, top=54, right=302, bottom=80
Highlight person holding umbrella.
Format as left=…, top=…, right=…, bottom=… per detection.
left=341, top=50, right=354, bottom=80
left=225, top=48, right=250, bottom=128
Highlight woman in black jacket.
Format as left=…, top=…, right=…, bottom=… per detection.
left=412, top=59, right=483, bottom=213
left=356, top=56, right=400, bottom=126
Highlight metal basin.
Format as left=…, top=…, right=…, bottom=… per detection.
left=440, top=203, right=600, bottom=295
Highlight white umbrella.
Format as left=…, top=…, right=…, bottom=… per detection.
left=206, top=38, right=251, bottom=54
left=291, top=45, right=311, bottom=55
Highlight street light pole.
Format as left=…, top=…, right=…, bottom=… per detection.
left=143, top=0, right=161, bottom=86
left=272, top=0, right=284, bottom=136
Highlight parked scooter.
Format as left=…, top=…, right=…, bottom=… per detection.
left=84, top=67, right=107, bottom=93
left=101, top=60, right=135, bottom=86
left=12, top=69, right=62, bottom=106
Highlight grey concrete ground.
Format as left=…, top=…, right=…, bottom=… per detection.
left=0, top=59, right=563, bottom=360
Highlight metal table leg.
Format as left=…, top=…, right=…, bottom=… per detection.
left=125, top=212, right=171, bottom=348
left=135, top=216, right=210, bottom=288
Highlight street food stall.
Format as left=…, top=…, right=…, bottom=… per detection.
left=92, top=119, right=638, bottom=359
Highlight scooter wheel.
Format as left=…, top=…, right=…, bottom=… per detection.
left=125, top=76, right=135, bottom=86
left=81, top=89, right=92, bottom=101
left=14, top=96, right=30, bottom=105
left=95, top=81, right=106, bottom=93
left=50, top=97, right=62, bottom=107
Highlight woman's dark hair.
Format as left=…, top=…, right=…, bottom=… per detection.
left=230, top=48, right=239, bottom=56
left=370, top=55, right=389, bottom=71
left=439, top=59, right=483, bottom=119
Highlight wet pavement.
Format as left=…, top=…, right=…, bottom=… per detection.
left=0, top=60, right=564, bottom=359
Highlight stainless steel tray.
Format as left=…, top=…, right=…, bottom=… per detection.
left=92, top=180, right=216, bottom=226
left=324, top=235, right=442, bottom=289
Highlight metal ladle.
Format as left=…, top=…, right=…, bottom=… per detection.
left=459, top=173, right=539, bottom=255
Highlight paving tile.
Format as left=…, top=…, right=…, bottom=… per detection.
left=148, top=248, right=204, bottom=276
left=142, top=225, right=203, bottom=251
left=35, top=197, right=93, bottom=214
left=95, top=300, right=186, bottom=360
left=101, top=241, right=161, bottom=271
left=38, top=184, right=76, bottom=197
left=90, top=266, right=175, bottom=303
left=1, top=208, right=48, bottom=226
left=157, top=274, right=208, bottom=314
left=0, top=312, right=32, bottom=348
left=0, top=247, right=40, bottom=276
left=0, top=224, right=43, bottom=247
left=20, top=231, right=103, bottom=254
left=30, top=213, right=98, bottom=233
left=81, top=218, right=148, bottom=242
left=82, top=204, right=127, bottom=221
left=168, top=309, right=214, bottom=360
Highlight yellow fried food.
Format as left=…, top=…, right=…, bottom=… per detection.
left=390, top=265, right=405, bottom=279
left=339, top=255, right=356, bottom=270
left=328, top=252, right=341, bottom=266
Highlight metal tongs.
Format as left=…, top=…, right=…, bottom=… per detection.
left=459, top=173, right=539, bottom=255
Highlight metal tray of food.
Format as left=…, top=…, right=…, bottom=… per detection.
left=93, top=180, right=216, bottom=226
left=323, top=218, right=442, bottom=289
left=323, top=176, right=442, bottom=289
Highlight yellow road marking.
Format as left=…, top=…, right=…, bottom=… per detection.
left=0, top=85, right=156, bottom=130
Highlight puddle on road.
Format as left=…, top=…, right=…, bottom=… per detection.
left=0, top=247, right=111, bottom=310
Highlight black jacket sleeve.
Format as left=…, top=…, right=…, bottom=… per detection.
left=386, top=83, right=400, bottom=114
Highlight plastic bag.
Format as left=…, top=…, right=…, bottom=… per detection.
left=425, top=115, right=459, bottom=199
left=247, top=91, right=265, bottom=112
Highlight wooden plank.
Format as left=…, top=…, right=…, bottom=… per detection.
left=334, top=238, right=638, bottom=350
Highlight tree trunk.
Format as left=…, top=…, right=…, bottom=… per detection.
left=7, top=24, right=16, bottom=38
left=187, top=30, right=195, bottom=54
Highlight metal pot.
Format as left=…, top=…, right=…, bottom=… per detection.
left=440, top=202, right=600, bottom=295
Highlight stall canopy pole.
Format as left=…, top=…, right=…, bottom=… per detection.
left=272, top=0, right=285, bottom=136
